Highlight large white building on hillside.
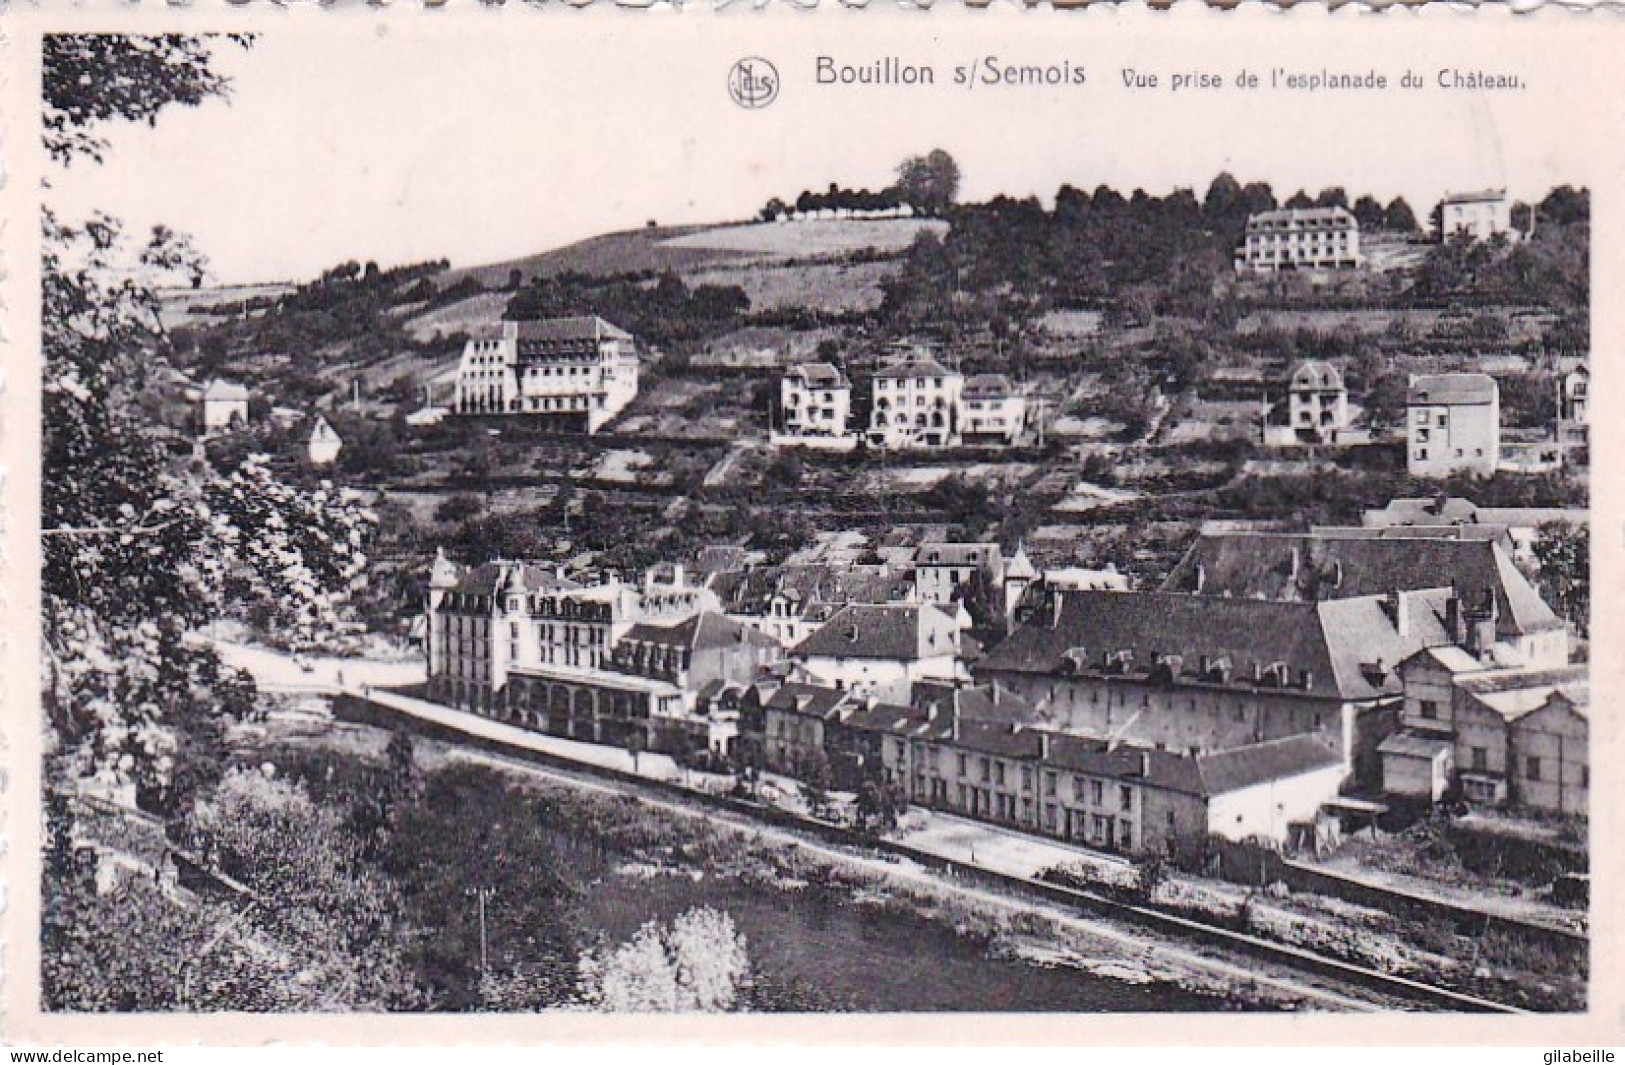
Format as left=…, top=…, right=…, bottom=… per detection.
left=1235, top=207, right=1362, bottom=273
left=452, top=315, right=639, bottom=434
left=868, top=354, right=964, bottom=449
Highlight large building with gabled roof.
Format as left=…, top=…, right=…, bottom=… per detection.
left=868, top=352, right=964, bottom=449
left=976, top=586, right=1457, bottom=780
left=1160, top=529, right=1568, bottom=668
left=452, top=315, right=638, bottom=433
left=790, top=601, right=969, bottom=702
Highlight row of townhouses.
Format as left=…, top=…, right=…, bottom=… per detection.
left=774, top=354, right=1030, bottom=451
left=423, top=523, right=1586, bottom=854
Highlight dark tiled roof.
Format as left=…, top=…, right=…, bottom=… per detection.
left=792, top=603, right=959, bottom=661
left=909, top=682, right=1037, bottom=727
left=963, top=374, right=1015, bottom=399
left=875, top=356, right=954, bottom=380
left=1161, top=532, right=1561, bottom=637
left=1408, top=373, right=1497, bottom=406
left=763, top=682, right=852, bottom=721
left=717, top=564, right=912, bottom=617
left=1290, top=360, right=1343, bottom=391
left=1195, top=735, right=1342, bottom=794
left=786, top=362, right=849, bottom=389
left=916, top=542, right=1003, bottom=568
left=621, top=612, right=777, bottom=653
left=451, top=561, right=580, bottom=597
left=1440, top=189, right=1506, bottom=205
left=977, top=589, right=1455, bottom=701
left=512, top=315, right=632, bottom=343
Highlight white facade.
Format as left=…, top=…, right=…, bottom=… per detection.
left=1236, top=207, right=1362, bottom=272
left=1407, top=373, right=1501, bottom=477
left=1286, top=360, right=1349, bottom=436
left=452, top=316, right=639, bottom=434
left=868, top=357, right=964, bottom=449
left=960, top=375, right=1027, bottom=445
left=1439, top=190, right=1515, bottom=243
left=307, top=415, right=343, bottom=466
left=201, top=380, right=250, bottom=431
left=775, top=363, right=853, bottom=447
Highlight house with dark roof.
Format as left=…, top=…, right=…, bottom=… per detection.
left=715, top=563, right=917, bottom=648
left=1407, top=372, right=1499, bottom=477
left=452, top=315, right=638, bottom=433
left=1160, top=530, right=1568, bottom=667
left=775, top=362, right=855, bottom=450
left=960, top=374, right=1027, bottom=445
left=975, top=584, right=1465, bottom=787
left=1360, top=496, right=1586, bottom=566
left=868, top=353, right=964, bottom=449
left=1262, top=360, right=1356, bottom=447
left=790, top=602, right=968, bottom=702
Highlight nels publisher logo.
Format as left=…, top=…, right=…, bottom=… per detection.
left=728, top=57, right=779, bottom=109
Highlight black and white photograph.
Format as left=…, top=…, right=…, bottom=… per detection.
left=8, top=7, right=1615, bottom=1042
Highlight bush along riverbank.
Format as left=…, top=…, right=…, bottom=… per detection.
left=1040, top=857, right=1584, bottom=1012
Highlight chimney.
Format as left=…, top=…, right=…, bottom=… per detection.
left=1194, top=562, right=1207, bottom=594
left=1388, top=589, right=1409, bottom=637
left=950, top=705, right=961, bottom=742
left=1039, top=732, right=1051, bottom=760
left=1289, top=546, right=1301, bottom=580
left=1445, top=594, right=1462, bottom=641
left=1050, top=592, right=1064, bottom=629
left=1139, top=751, right=1151, bottom=777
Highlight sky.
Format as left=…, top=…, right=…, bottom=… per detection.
left=42, top=18, right=1598, bottom=286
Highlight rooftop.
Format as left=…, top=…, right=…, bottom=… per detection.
left=979, top=587, right=1457, bottom=701
left=1441, top=189, right=1508, bottom=206
left=1408, top=373, right=1498, bottom=407
left=1161, top=531, right=1562, bottom=637
left=792, top=602, right=962, bottom=662
left=786, top=362, right=850, bottom=389
left=619, top=611, right=779, bottom=654
left=874, top=356, right=957, bottom=380
left=511, top=315, right=632, bottom=343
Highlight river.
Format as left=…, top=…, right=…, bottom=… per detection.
left=576, top=861, right=1227, bottom=1012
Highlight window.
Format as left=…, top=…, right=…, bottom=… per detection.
left=1043, top=770, right=1057, bottom=797
left=1090, top=780, right=1104, bottom=806
left=957, top=753, right=968, bottom=776
left=994, top=762, right=1006, bottom=787
left=1119, top=785, right=1133, bottom=812
left=1419, top=699, right=1438, bottom=720
left=1022, top=766, right=1034, bottom=791
left=1470, top=747, right=1488, bottom=771
left=979, top=757, right=991, bottom=783
left=1437, top=413, right=1448, bottom=426
left=1526, top=756, right=1542, bottom=781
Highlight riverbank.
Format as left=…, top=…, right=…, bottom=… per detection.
left=241, top=696, right=1401, bottom=1012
